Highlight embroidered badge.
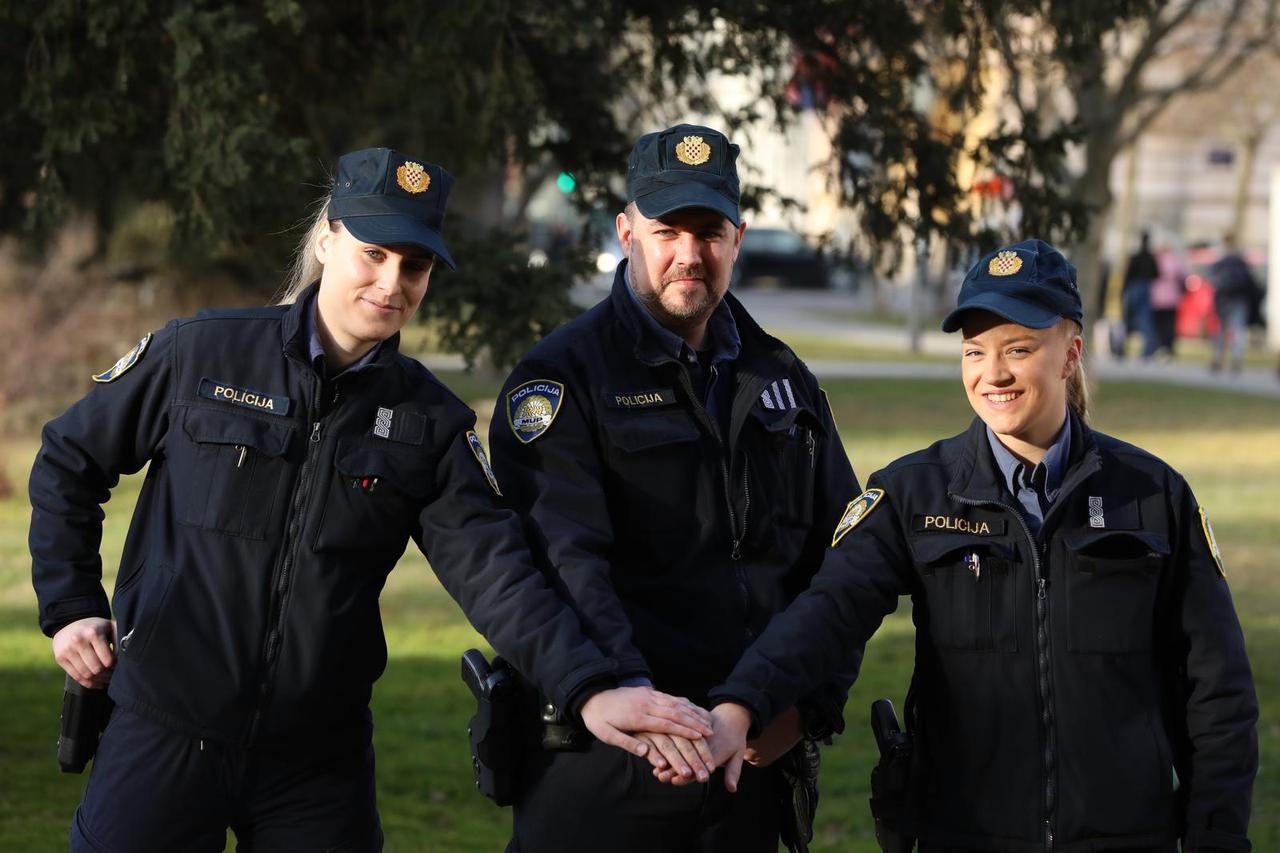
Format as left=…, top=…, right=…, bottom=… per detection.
left=93, top=333, right=153, bottom=383
left=396, top=161, right=431, bottom=194
left=197, top=378, right=291, bottom=416
left=466, top=430, right=502, bottom=496
left=760, top=378, right=797, bottom=411
left=833, top=488, right=885, bottom=547
left=507, top=380, right=565, bottom=444
left=987, top=250, right=1023, bottom=276
left=1087, top=496, right=1105, bottom=528
left=373, top=407, right=394, bottom=439
left=675, top=135, right=711, bottom=166
left=608, top=389, right=676, bottom=409
left=1199, top=506, right=1226, bottom=578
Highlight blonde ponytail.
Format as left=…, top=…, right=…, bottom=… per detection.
left=274, top=197, right=334, bottom=305
left=1063, top=319, right=1089, bottom=422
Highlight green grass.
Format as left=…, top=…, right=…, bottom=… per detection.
left=771, top=329, right=953, bottom=364
left=2, top=374, right=1277, bottom=851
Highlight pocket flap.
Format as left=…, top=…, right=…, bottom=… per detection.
left=182, top=407, right=294, bottom=457
left=1065, top=529, right=1170, bottom=557
left=750, top=402, right=827, bottom=436
left=601, top=412, right=701, bottom=453
left=334, top=439, right=432, bottom=499
left=909, top=533, right=1013, bottom=566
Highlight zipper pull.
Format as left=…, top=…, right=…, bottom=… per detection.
left=310, top=423, right=322, bottom=443
left=731, top=539, right=742, bottom=560
left=235, top=445, right=247, bottom=468
left=1037, top=578, right=1046, bottom=600
left=805, top=428, right=816, bottom=468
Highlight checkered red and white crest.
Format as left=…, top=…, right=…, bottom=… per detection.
left=396, top=161, right=431, bottom=194
left=987, top=250, right=1023, bottom=277
left=675, top=135, right=711, bottom=166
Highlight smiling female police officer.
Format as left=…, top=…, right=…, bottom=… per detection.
left=701, top=240, right=1258, bottom=853
left=29, top=147, right=711, bottom=852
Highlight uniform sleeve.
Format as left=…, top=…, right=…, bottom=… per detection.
left=1171, top=479, right=1258, bottom=853
left=29, top=323, right=177, bottom=636
left=488, top=359, right=650, bottom=681
left=708, top=476, right=910, bottom=736
left=791, top=384, right=863, bottom=737
left=414, top=420, right=618, bottom=712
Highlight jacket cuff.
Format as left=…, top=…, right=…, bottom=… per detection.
left=40, top=593, right=111, bottom=638
left=565, top=674, right=620, bottom=718
left=797, top=692, right=847, bottom=741
left=1182, top=829, right=1251, bottom=853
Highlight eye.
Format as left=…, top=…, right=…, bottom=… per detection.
left=1008, top=346, right=1032, bottom=356
left=963, top=348, right=983, bottom=358
left=363, top=248, right=385, bottom=262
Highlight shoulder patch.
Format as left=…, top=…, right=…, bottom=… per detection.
left=93, top=333, right=152, bottom=383
left=466, top=430, right=502, bottom=496
left=1199, top=506, right=1226, bottom=578
left=507, top=380, right=565, bottom=444
left=833, top=488, right=885, bottom=547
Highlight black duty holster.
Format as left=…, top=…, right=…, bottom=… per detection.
left=58, top=675, right=113, bottom=773
left=461, top=649, right=521, bottom=805
left=869, top=698, right=916, bottom=853
left=778, top=737, right=822, bottom=853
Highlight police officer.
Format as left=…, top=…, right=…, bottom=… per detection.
left=30, top=147, right=713, bottom=852
left=488, top=124, right=861, bottom=852
left=705, top=240, right=1259, bottom=852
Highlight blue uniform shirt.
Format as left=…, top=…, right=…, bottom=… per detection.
left=623, top=264, right=741, bottom=435
left=986, top=416, right=1071, bottom=537
left=304, top=293, right=382, bottom=379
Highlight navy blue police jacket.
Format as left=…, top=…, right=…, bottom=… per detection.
left=29, top=283, right=617, bottom=745
left=488, top=262, right=859, bottom=735
left=710, top=413, right=1258, bottom=852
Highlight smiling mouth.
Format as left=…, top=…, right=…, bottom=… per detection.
left=362, top=298, right=400, bottom=313
left=985, top=391, right=1021, bottom=403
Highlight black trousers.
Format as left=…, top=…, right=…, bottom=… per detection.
left=70, top=706, right=382, bottom=852
left=508, top=737, right=783, bottom=853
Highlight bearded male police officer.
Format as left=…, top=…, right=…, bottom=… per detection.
left=489, top=124, right=861, bottom=852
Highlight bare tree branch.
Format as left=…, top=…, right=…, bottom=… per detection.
left=1114, top=0, right=1205, bottom=108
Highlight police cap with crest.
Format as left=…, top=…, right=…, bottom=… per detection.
left=627, top=123, right=741, bottom=226
left=328, top=147, right=456, bottom=270
left=941, top=238, right=1082, bottom=333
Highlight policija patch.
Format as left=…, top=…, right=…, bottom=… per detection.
left=92, top=333, right=152, bottom=383
left=1199, top=506, right=1227, bottom=578
left=507, top=380, right=564, bottom=444
left=198, top=378, right=291, bottom=416
left=466, top=430, right=502, bottom=496
left=833, top=488, right=885, bottom=547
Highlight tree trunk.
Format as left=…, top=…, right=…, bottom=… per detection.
left=1230, top=129, right=1261, bottom=240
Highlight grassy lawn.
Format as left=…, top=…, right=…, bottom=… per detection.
left=1, top=374, right=1276, bottom=851
left=769, top=329, right=953, bottom=365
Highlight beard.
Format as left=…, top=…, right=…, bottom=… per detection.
left=634, top=263, right=722, bottom=331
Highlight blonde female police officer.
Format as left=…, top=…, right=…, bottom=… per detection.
left=30, top=147, right=712, bottom=851
left=702, top=240, right=1258, bottom=852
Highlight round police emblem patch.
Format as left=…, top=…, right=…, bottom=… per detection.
left=507, top=380, right=565, bottom=444
left=832, top=488, right=885, bottom=547
left=92, top=333, right=153, bottom=383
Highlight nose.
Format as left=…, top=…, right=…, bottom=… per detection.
left=672, top=233, right=702, bottom=267
left=376, top=258, right=407, bottom=294
left=982, top=355, right=1013, bottom=386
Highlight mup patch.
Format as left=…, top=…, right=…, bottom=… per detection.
left=507, top=380, right=564, bottom=444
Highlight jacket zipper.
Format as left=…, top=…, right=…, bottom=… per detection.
left=951, top=493, right=1056, bottom=851
left=674, top=364, right=748, bottom=559
left=248, top=378, right=340, bottom=740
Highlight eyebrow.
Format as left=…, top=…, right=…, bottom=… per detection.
left=962, top=335, right=1039, bottom=346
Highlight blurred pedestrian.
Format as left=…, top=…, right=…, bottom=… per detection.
left=1147, top=242, right=1187, bottom=359
left=1209, top=232, right=1260, bottom=373
left=1120, top=230, right=1158, bottom=360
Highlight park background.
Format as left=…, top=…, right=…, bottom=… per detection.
left=2, top=2, right=1278, bottom=850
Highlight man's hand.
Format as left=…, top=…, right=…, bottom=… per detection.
left=637, top=732, right=715, bottom=782
left=52, top=617, right=116, bottom=689
left=657, top=702, right=752, bottom=790
left=744, top=705, right=802, bottom=768
left=580, top=687, right=713, bottom=762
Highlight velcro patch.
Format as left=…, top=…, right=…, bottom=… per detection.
left=607, top=388, right=676, bottom=409
left=1199, top=506, right=1226, bottom=578
left=466, top=430, right=502, bottom=496
left=370, top=407, right=425, bottom=445
left=507, top=380, right=564, bottom=444
left=198, top=378, right=292, bottom=416
left=912, top=514, right=1007, bottom=536
left=93, top=333, right=152, bottom=383
left=833, top=488, right=885, bottom=547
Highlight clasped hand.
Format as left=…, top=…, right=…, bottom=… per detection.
left=580, top=690, right=799, bottom=792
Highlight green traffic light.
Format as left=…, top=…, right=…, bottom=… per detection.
left=556, top=172, right=576, bottom=193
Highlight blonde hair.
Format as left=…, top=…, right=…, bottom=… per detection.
left=274, top=198, right=336, bottom=305
left=1061, top=319, right=1089, bottom=422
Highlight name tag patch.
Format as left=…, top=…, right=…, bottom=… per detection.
left=608, top=389, right=676, bottom=409
left=198, top=378, right=291, bottom=416
left=912, top=514, right=1006, bottom=536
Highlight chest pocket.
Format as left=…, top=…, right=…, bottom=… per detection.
left=313, top=437, right=436, bottom=553
left=175, top=407, right=296, bottom=540
left=911, top=534, right=1018, bottom=653
left=1065, top=529, right=1168, bottom=653
left=746, top=403, right=823, bottom=531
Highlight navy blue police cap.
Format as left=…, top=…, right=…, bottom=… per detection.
left=627, top=124, right=741, bottom=226
left=327, top=148, right=456, bottom=270
left=940, top=239, right=1082, bottom=333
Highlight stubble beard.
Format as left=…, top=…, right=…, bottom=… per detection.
left=635, top=264, right=721, bottom=332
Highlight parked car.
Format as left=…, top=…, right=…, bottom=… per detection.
left=732, top=227, right=830, bottom=289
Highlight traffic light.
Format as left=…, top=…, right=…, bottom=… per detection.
left=556, top=171, right=576, bottom=193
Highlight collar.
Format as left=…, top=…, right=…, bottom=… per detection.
left=986, top=415, right=1071, bottom=502
left=280, top=280, right=399, bottom=374
left=949, top=410, right=1098, bottom=506
left=613, top=260, right=741, bottom=366
left=304, top=293, right=383, bottom=377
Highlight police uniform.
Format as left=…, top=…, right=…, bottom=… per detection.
left=489, top=125, right=860, bottom=852
left=29, top=149, right=618, bottom=851
left=710, top=242, right=1258, bottom=853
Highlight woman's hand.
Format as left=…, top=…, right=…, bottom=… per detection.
left=52, top=617, right=116, bottom=688
left=580, top=687, right=713, bottom=762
